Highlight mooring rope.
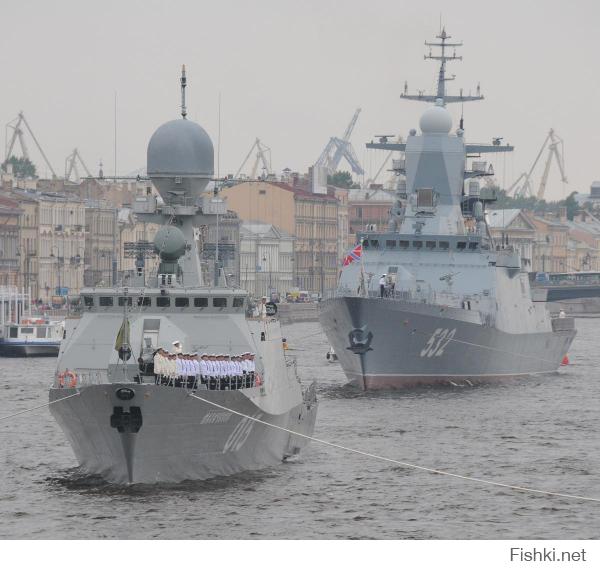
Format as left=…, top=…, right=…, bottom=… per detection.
left=0, top=391, right=80, bottom=422
left=188, top=392, right=600, bottom=503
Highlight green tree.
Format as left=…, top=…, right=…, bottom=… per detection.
left=1, top=155, right=37, bottom=177
left=327, top=170, right=354, bottom=189
left=562, top=191, right=578, bottom=221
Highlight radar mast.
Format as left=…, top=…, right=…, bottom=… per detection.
left=401, top=28, right=483, bottom=105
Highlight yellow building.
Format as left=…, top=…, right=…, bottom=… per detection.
left=221, top=180, right=343, bottom=297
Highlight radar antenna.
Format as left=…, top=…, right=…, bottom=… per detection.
left=401, top=28, right=484, bottom=106
left=180, top=64, right=187, bottom=119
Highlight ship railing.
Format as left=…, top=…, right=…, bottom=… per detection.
left=338, top=286, right=469, bottom=308
left=74, top=368, right=108, bottom=386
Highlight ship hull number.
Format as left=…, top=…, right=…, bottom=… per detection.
left=420, top=328, right=456, bottom=358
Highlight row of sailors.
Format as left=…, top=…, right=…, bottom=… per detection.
left=152, top=349, right=258, bottom=390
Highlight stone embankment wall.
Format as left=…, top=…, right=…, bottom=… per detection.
left=277, top=303, right=320, bottom=324
left=548, top=298, right=600, bottom=317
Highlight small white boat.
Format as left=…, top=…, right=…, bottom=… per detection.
left=0, top=318, right=64, bottom=357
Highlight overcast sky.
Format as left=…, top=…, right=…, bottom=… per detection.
left=2, top=0, right=599, bottom=200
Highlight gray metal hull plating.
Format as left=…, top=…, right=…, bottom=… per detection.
left=320, top=297, right=576, bottom=389
left=0, top=342, right=60, bottom=357
left=49, top=384, right=317, bottom=484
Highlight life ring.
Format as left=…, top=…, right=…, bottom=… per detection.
left=58, top=371, right=77, bottom=388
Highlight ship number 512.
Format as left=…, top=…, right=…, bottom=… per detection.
left=420, top=328, right=456, bottom=358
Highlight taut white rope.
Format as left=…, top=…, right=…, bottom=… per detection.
left=188, top=392, right=600, bottom=504
left=0, top=391, right=80, bottom=421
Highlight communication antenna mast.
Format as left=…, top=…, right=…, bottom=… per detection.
left=180, top=64, right=187, bottom=119
left=401, top=28, right=484, bottom=106
left=4, top=111, right=57, bottom=177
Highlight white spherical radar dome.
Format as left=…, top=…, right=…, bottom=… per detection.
left=147, top=119, right=214, bottom=177
left=419, top=104, right=452, bottom=135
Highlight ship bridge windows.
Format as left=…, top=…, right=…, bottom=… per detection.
left=118, top=297, right=133, bottom=307
left=385, top=239, right=396, bottom=249
left=36, top=327, right=46, bottom=338
left=370, top=239, right=379, bottom=248
left=412, top=241, right=423, bottom=249
left=137, top=297, right=151, bottom=307
left=83, top=296, right=94, bottom=307
left=439, top=241, right=449, bottom=250
left=468, top=242, right=479, bottom=251
left=233, top=297, right=245, bottom=308
left=9, top=327, right=18, bottom=338
left=426, top=241, right=436, bottom=249
left=456, top=242, right=467, bottom=250
left=156, top=297, right=171, bottom=308
left=99, top=296, right=114, bottom=307
left=20, top=327, right=34, bottom=334
left=194, top=297, right=208, bottom=308
left=213, top=297, right=227, bottom=308
left=399, top=240, right=409, bottom=249
left=175, top=297, right=189, bottom=308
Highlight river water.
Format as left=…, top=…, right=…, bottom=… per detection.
left=1, top=318, right=599, bottom=539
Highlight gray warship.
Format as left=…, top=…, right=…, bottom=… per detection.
left=49, top=67, right=317, bottom=484
left=320, top=30, right=576, bottom=389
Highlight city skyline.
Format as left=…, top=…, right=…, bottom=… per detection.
left=1, top=0, right=599, bottom=200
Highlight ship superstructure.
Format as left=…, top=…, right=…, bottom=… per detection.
left=320, top=30, right=576, bottom=389
left=49, top=68, right=317, bottom=483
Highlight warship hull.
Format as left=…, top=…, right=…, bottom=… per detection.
left=49, top=383, right=317, bottom=484
left=320, top=297, right=576, bottom=390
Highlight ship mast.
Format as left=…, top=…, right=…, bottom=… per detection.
left=401, top=28, right=483, bottom=106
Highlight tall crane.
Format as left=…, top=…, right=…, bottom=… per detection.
left=64, top=148, right=92, bottom=183
left=316, top=108, right=364, bottom=176
left=4, top=111, right=57, bottom=178
left=509, top=129, right=567, bottom=199
left=235, top=138, right=273, bottom=179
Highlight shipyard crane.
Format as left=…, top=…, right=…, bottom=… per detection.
left=64, top=148, right=92, bottom=183
left=509, top=129, right=567, bottom=199
left=316, top=108, right=365, bottom=176
left=235, top=138, right=274, bottom=179
left=4, top=111, right=57, bottom=178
